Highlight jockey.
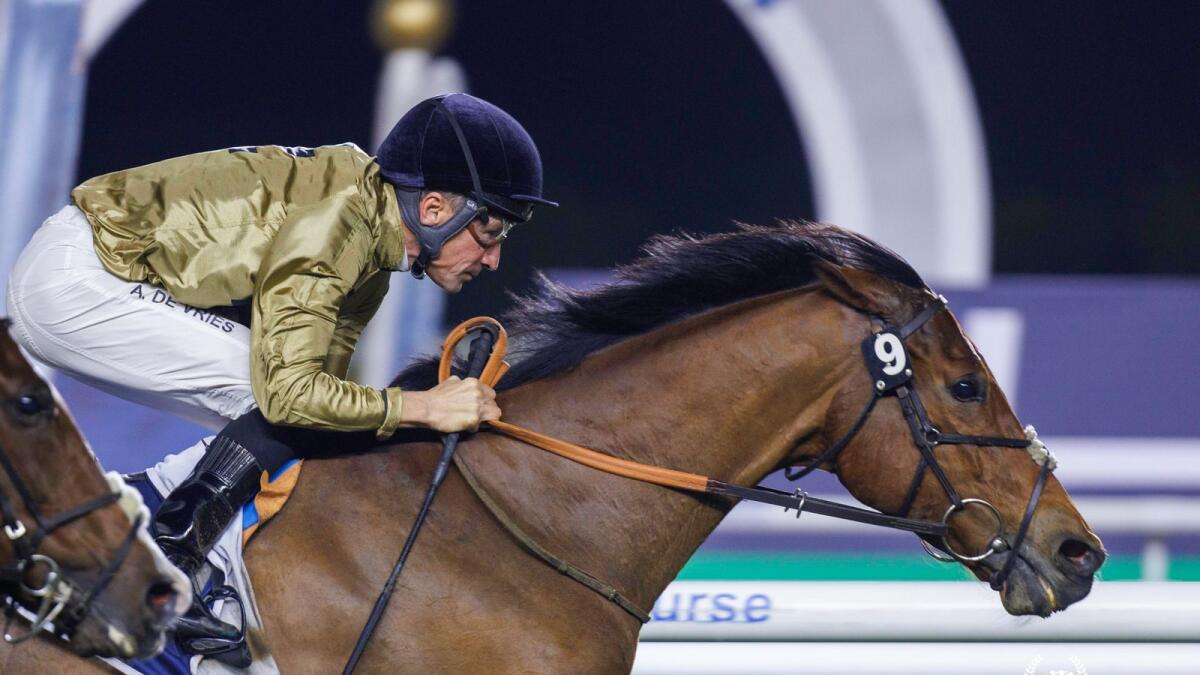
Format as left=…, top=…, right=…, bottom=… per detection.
left=5, top=93, right=555, bottom=658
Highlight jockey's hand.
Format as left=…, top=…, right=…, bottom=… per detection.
left=400, top=376, right=500, bottom=433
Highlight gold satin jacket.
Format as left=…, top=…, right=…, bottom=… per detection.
left=71, top=144, right=408, bottom=438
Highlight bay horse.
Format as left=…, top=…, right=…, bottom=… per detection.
left=245, top=222, right=1103, bottom=672
left=19, top=222, right=1106, bottom=673
left=0, top=318, right=188, bottom=667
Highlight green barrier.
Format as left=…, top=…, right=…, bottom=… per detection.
left=679, top=552, right=1200, bottom=581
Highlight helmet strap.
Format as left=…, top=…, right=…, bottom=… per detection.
left=398, top=189, right=485, bottom=280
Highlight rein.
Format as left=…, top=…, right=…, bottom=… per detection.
left=343, top=320, right=501, bottom=675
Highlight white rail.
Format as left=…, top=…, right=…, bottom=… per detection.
left=1035, top=437, right=1200, bottom=487
left=634, top=582, right=1200, bottom=675
left=640, top=581, right=1200, bottom=641
left=632, top=643, right=1200, bottom=675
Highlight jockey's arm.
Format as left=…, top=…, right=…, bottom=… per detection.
left=251, top=195, right=499, bottom=438
left=323, top=272, right=389, bottom=379
left=250, top=195, right=404, bottom=439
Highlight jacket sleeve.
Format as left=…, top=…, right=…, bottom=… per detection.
left=250, top=195, right=403, bottom=436
left=323, top=271, right=390, bottom=379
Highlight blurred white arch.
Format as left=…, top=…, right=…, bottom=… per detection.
left=725, top=0, right=991, bottom=286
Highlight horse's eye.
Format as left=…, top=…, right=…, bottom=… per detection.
left=15, top=395, right=44, bottom=416
left=950, top=377, right=983, bottom=402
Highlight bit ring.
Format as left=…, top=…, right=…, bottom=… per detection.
left=940, top=498, right=1006, bottom=562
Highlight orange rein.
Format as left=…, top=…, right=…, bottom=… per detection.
left=438, top=317, right=711, bottom=494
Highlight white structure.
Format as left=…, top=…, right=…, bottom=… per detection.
left=725, top=0, right=991, bottom=286
left=1, top=0, right=80, bottom=306
left=633, top=642, right=1200, bottom=675
left=636, top=581, right=1200, bottom=674
left=0, top=0, right=144, bottom=305
left=356, top=46, right=466, bottom=388
left=641, top=581, right=1200, bottom=641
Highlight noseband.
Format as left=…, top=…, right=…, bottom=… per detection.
left=784, top=296, right=1056, bottom=591
left=0, top=318, right=144, bottom=642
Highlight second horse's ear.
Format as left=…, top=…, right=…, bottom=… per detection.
left=813, top=258, right=904, bottom=320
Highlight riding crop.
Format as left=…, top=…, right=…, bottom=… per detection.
left=342, top=319, right=502, bottom=675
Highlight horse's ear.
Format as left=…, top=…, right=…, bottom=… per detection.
left=813, top=259, right=904, bottom=318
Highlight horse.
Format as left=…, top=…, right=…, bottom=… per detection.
left=22, top=221, right=1106, bottom=673
left=0, top=318, right=189, bottom=668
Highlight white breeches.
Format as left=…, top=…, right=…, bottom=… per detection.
left=6, top=205, right=256, bottom=432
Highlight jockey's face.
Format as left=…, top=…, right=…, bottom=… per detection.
left=412, top=191, right=503, bottom=293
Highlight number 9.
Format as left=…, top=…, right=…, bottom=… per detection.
left=874, top=333, right=907, bottom=376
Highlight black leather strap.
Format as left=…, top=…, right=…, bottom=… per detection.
left=898, top=296, right=946, bottom=339
left=343, top=328, right=497, bottom=674
left=453, top=454, right=652, bottom=623
left=708, top=481, right=948, bottom=537
left=31, top=491, right=120, bottom=550
left=54, top=510, right=144, bottom=636
left=989, top=460, right=1052, bottom=591
left=897, top=458, right=928, bottom=518
left=783, top=296, right=1042, bottom=571
left=896, top=386, right=964, bottom=509
left=783, top=393, right=878, bottom=482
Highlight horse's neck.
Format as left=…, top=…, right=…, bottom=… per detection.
left=462, top=288, right=855, bottom=611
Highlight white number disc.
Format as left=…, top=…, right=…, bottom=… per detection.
left=874, top=333, right=907, bottom=376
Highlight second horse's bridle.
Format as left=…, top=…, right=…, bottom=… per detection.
left=783, top=295, right=1056, bottom=591
left=0, top=318, right=144, bottom=643
left=0, top=436, right=143, bottom=643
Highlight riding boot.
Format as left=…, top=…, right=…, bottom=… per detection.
left=153, top=434, right=262, bottom=667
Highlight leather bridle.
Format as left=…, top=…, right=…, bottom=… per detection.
left=0, top=320, right=144, bottom=643
left=782, top=296, right=1056, bottom=590
left=0, top=439, right=146, bottom=638
left=0, top=438, right=144, bottom=643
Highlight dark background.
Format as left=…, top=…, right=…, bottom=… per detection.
left=79, top=1, right=1200, bottom=322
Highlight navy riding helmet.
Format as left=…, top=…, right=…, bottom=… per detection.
left=376, top=93, right=558, bottom=278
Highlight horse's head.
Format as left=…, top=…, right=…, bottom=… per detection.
left=0, top=320, right=188, bottom=657
left=799, top=261, right=1104, bottom=617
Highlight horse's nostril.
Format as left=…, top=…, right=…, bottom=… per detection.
left=146, top=581, right=178, bottom=614
left=1058, top=538, right=1103, bottom=575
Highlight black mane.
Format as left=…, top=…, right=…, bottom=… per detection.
left=393, top=221, right=925, bottom=391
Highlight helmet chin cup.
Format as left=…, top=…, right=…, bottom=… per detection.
left=398, top=189, right=484, bottom=280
